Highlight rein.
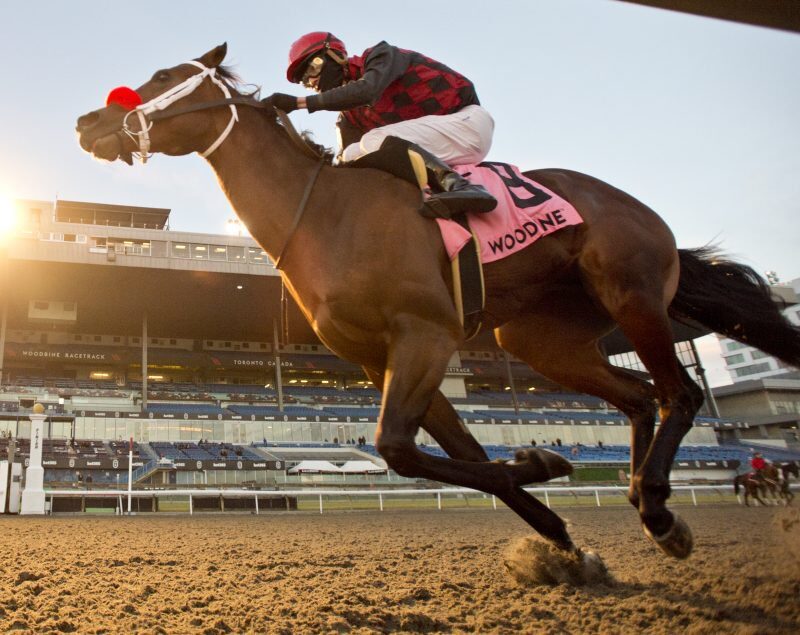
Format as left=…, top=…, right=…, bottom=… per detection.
left=117, top=60, right=324, bottom=163
left=112, top=64, right=328, bottom=270
left=146, top=96, right=327, bottom=269
left=273, top=156, right=326, bottom=270
left=144, top=96, right=327, bottom=269
left=146, top=97, right=324, bottom=161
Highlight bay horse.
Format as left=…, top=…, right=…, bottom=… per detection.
left=75, top=44, right=800, bottom=563
left=734, top=472, right=771, bottom=507
left=734, top=462, right=796, bottom=506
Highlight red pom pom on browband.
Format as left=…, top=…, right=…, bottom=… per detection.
left=106, top=86, right=143, bottom=111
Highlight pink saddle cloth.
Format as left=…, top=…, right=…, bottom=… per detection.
left=436, top=162, right=583, bottom=263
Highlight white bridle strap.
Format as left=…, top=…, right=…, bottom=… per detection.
left=123, top=60, right=239, bottom=163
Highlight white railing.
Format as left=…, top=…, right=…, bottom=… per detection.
left=42, top=483, right=797, bottom=515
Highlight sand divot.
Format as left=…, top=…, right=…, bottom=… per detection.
left=504, top=536, right=613, bottom=587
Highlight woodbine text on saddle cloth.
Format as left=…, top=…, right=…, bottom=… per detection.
left=437, top=162, right=583, bottom=262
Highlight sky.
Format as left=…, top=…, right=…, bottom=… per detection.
left=0, top=0, right=798, bottom=386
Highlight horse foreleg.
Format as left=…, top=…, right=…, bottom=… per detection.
left=372, top=325, right=576, bottom=551
left=423, top=389, right=581, bottom=550
left=364, top=368, right=490, bottom=462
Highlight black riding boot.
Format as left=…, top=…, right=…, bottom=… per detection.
left=349, top=135, right=498, bottom=219
left=409, top=142, right=497, bottom=219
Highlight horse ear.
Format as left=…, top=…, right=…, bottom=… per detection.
left=198, top=43, right=227, bottom=69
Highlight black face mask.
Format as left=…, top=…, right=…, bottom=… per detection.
left=317, top=59, right=345, bottom=92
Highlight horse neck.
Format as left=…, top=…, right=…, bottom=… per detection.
left=204, top=108, right=322, bottom=261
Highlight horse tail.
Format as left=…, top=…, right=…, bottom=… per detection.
left=734, top=475, right=741, bottom=495
left=669, top=247, right=800, bottom=367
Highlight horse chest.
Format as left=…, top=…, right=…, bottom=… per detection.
left=310, top=304, right=389, bottom=368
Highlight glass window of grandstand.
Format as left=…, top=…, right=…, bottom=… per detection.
left=191, top=244, right=209, bottom=259
left=227, top=246, right=245, bottom=262
left=726, top=353, right=745, bottom=365
left=734, top=362, right=772, bottom=377
left=171, top=242, right=189, bottom=258
left=248, top=247, right=269, bottom=264
left=210, top=245, right=228, bottom=261
left=107, top=239, right=151, bottom=255
left=726, top=341, right=747, bottom=352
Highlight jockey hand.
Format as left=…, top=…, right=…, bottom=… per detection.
left=263, top=92, right=299, bottom=114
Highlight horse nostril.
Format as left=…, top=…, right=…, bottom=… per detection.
left=76, top=111, right=100, bottom=131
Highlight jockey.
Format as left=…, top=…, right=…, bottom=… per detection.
left=750, top=452, right=766, bottom=472
left=266, top=32, right=498, bottom=219
left=750, top=452, right=767, bottom=481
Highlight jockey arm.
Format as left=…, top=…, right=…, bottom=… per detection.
left=303, top=42, right=409, bottom=112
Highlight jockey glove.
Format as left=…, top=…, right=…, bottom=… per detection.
left=263, top=92, right=299, bottom=114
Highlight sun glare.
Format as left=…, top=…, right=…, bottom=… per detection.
left=0, top=193, right=19, bottom=240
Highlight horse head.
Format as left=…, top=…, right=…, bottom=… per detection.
left=76, top=44, right=234, bottom=164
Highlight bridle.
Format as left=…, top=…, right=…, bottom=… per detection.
left=121, top=60, right=238, bottom=163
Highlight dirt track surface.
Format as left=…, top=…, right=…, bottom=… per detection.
left=0, top=505, right=798, bottom=634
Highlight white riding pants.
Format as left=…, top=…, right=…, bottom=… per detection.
left=341, top=104, right=494, bottom=165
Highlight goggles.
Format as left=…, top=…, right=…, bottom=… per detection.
left=301, top=55, right=325, bottom=87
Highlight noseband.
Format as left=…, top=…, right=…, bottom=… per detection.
left=120, top=60, right=238, bottom=163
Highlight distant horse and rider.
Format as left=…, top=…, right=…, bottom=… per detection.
left=75, top=44, right=800, bottom=566
left=734, top=459, right=799, bottom=506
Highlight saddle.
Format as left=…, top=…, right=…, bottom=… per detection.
left=350, top=136, right=484, bottom=339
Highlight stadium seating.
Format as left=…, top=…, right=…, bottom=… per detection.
left=199, top=442, right=264, bottom=461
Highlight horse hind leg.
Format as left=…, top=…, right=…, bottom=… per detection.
left=582, top=248, right=703, bottom=558
left=494, top=294, right=659, bottom=511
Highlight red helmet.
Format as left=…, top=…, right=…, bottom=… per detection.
left=286, top=32, right=347, bottom=83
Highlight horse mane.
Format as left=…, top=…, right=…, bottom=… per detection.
left=216, top=64, right=244, bottom=87
left=215, top=64, right=335, bottom=165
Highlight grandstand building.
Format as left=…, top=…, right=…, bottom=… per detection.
left=712, top=377, right=800, bottom=449
left=0, top=198, right=795, bottom=493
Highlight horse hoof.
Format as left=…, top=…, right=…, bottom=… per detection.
left=511, top=448, right=573, bottom=485
left=643, top=513, right=693, bottom=559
